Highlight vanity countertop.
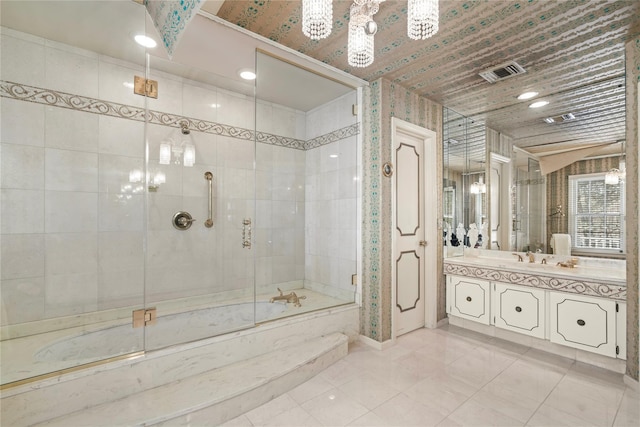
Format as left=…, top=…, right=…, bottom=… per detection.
left=444, top=250, right=626, bottom=300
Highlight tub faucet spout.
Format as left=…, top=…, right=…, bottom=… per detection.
left=269, top=288, right=306, bottom=307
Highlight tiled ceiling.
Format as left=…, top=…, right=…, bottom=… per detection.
left=211, top=0, right=640, bottom=150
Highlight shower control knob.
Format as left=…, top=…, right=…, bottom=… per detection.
left=173, top=211, right=195, bottom=230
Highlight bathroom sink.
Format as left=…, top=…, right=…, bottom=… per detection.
left=445, top=253, right=625, bottom=284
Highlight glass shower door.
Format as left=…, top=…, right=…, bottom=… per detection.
left=142, top=48, right=257, bottom=351
left=0, top=0, right=147, bottom=385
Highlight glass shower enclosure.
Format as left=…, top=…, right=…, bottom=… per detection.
left=1, top=0, right=358, bottom=386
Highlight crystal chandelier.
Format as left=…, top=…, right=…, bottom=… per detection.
left=348, top=2, right=377, bottom=67
left=605, top=159, right=626, bottom=185
left=470, top=176, right=486, bottom=194
left=407, top=0, right=439, bottom=40
left=605, top=143, right=626, bottom=185
left=302, top=0, right=333, bottom=40
left=303, top=0, right=440, bottom=68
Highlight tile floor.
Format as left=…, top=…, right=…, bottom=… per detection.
left=222, top=325, right=639, bottom=427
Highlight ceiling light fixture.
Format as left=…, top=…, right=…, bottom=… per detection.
left=134, top=34, right=157, bottom=48
left=302, top=0, right=333, bottom=40
left=517, top=91, right=538, bottom=100
left=348, top=2, right=376, bottom=68
left=407, top=0, right=439, bottom=40
left=605, top=143, right=626, bottom=185
left=304, top=0, right=439, bottom=68
left=543, top=117, right=555, bottom=124
left=238, top=69, right=256, bottom=80
left=470, top=176, right=486, bottom=195
left=529, top=100, right=549, bottom=109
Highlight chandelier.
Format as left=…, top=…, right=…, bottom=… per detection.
left=470, top=176, right=486, bottom=195
left=605, top=143, right=626, bottom=185
left=301, top=0, right=333, bottom=40
left=302, top=0, right=440, bottom=68
left=605, top=160, right=626, bottom=185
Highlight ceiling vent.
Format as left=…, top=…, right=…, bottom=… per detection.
left=479, top=61, right=526, bottom=83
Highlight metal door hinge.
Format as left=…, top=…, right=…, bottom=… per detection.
left=351, top=274, right=357, bottom=286
left=616, top=345, right=619, bottom=355
left=133, top=308, right=157, bottom=328
left=616, top=303, right=619, bottom=312
left=134, top=75, right=158, bottom=98
left=352, top=104, right=358, bottom=116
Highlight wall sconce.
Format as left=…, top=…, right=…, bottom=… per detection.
left=159, top=122, right=196, bottom=167
left=470, top=176, right=486, bottom=194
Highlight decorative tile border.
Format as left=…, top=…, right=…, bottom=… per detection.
left=0, top=80, right=356, bottom=151
left=444, top=261, right=626, bottom=300
left=305, top=124, right=359, bottom=150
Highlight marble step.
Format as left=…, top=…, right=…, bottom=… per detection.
left=38, top=332, right=348, bottom=426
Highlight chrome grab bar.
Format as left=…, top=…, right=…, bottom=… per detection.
left=204, top=172, right=214, bottom=228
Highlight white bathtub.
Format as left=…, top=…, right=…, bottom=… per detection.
left=35, top=301, right=287, bottom=362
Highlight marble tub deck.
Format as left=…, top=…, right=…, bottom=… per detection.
left=1, top=288, right=352, bottom=385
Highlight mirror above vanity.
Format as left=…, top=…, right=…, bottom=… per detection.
left=443, top=72, right=627, bottom=262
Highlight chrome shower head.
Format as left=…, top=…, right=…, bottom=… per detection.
left=180, top=121, right=190, bottom=135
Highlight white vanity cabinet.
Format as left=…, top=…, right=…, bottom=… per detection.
left=492, top=282, right=545, bottom=339
left=446, top=276, right=491, bottom=325
left=549, top=292, right=617, bottom=357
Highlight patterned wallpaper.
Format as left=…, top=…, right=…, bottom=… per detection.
left=624, top=37, right=639, bottom=381
left=362, top=77, right=443, bottom=342
left=146, top=0, right=204, bottom=58
left=215, top=0, right=640, bottom=148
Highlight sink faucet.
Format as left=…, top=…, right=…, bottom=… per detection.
left=525, top=251, right=536, bottom=263
left=541, top=256, right=554, bottom=264
left=512, top=253, right=523, bottom=262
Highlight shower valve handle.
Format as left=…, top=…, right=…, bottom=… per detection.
left=178, top=217, right=195, bottom=226
left=172, top=211, right=195, bottom=230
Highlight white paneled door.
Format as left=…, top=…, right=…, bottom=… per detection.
left=392, top=119, right=438, bottom=337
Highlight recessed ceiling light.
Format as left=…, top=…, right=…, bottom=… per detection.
left=238, top=69, right=256, bottom=80
left=529, top=100, right=549, bottom=109
left=544, top=117, right=555, bottom=123
left=517, top=91, right=538, bottom=100
left=329, top=154, right=339, bottom=158
left=134, top=34, right=157, bottom=48
left=123, top=82, right=134, bottom=89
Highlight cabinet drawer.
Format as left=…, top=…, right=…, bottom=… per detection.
left=447, top=276, right=490, bottom=325
left=549, top=293, right=616, bottom=357
left=493, top=282, right=545, bottom=339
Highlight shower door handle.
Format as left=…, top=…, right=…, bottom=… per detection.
left=204, top=172, right=214, bottom=228
left=242, top=218, right=252, bottom=249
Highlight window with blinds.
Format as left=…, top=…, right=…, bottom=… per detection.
left=568, top=173, right=625, bottom=253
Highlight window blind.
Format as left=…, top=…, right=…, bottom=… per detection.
left=568, top=173, right=624, bottom=252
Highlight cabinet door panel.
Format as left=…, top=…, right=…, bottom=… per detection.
left=447, top=276, right=490, bottom=325
left=494, top=283, right=545, bottom=339
left=550, top=293, right=616, bottom=357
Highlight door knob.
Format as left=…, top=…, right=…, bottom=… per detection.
left=419, top=240, right=427, bottom=247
